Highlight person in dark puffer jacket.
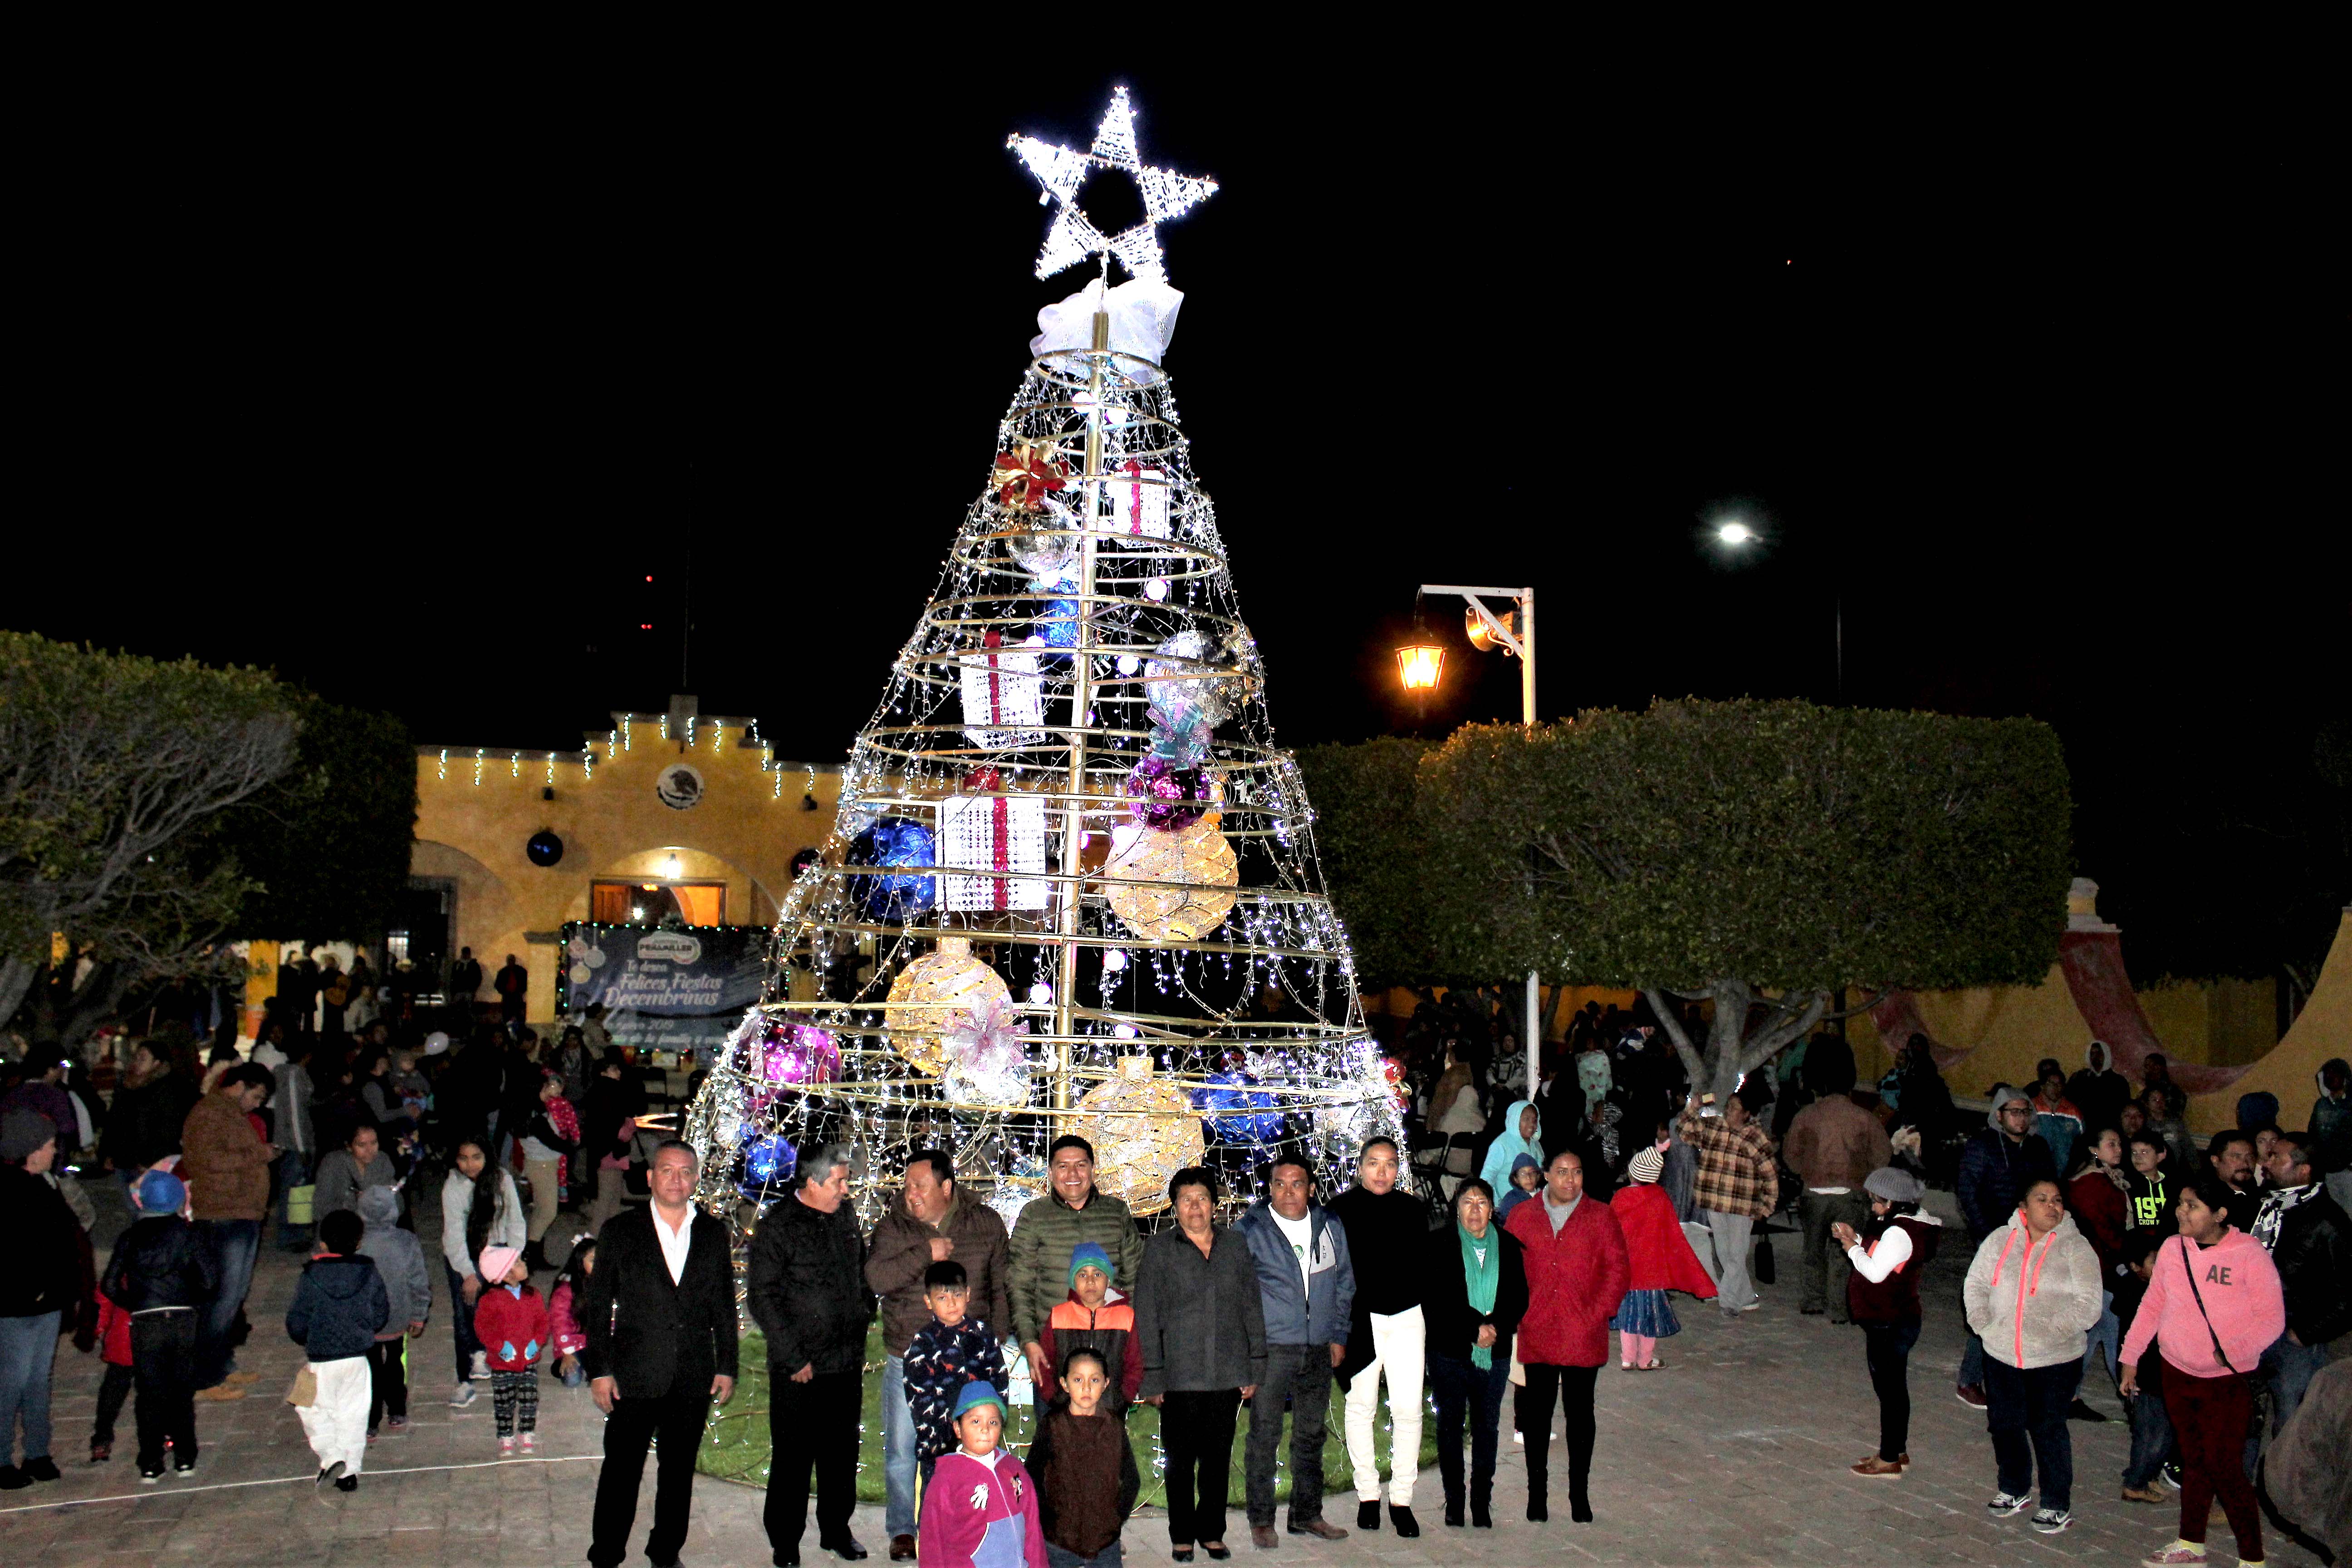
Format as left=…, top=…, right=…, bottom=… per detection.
left=286, top=1210, right=389, bottom=1491
left=98, top=1168, right=218, bottom=1480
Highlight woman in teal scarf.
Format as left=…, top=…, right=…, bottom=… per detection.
left=1421, top=1177, right=1528, bottom=1529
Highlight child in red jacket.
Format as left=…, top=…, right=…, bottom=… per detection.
left=549, top=1237, right=594, bottom=1388
left=471, top=1246, right=551, bottom=1453
left=1607, top=1146, right=1717, bottom=1369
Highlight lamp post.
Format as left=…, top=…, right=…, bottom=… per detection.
left=1414, top=583, right=1540, bottom=1098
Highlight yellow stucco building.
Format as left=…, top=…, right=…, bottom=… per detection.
left=402, top=697, right=838, bottom=1023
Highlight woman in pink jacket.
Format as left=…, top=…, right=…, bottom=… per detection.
left=2119, top=1169, right=2285, bottom=1568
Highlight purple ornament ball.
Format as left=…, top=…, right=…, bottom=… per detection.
left=1124, top=755, right=1213, bottom=830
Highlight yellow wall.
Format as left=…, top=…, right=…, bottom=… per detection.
left=2187, top=911, right=2352, bottom=1135
left=410, top=715, right=842, bottom=1024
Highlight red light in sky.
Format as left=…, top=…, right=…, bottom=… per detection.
left=640, top=623, right=652, bottom=630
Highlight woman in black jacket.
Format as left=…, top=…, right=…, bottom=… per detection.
left=1421, top=1176, right=1528, bottom=1529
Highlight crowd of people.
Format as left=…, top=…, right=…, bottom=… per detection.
left=3, top=987, right=2349, bottom=1566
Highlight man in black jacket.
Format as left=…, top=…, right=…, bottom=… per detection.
left=748, top=1141, right=873, bottom=1567
left=1327, top=1137, right=1430, bottom=1539
left=2252, top=1131, right=2352, bottom=1435
left=582, top=1140, right=739, bottom=1568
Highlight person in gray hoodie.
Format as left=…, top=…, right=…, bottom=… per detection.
left=1962, top=1177, right=2103, bottom=1537
left=354, top=1186, right=429, bottom=1437
left=1234, top=1156, right=1355, bottom=1548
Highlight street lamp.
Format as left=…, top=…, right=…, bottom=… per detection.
left=1413, top=583, right=1539, bottom=1097
left=1715, top=519, right=1756, bottom=546
left=1394, top=643, right=1444, bottom=693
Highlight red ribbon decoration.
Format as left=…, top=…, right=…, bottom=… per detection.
left=991, top=439, right=1069, bottom=512
left=963, top=766, right=1011, bottom=911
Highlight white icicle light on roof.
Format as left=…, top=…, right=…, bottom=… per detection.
left=1008, top=85, right=1216, bottom=284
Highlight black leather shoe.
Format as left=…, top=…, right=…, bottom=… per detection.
left=823, top=1538, right=870, bottom=1562
left=1470, top=1499, right=1491, bottom=1529
left=772, top=1553, right=799, bottom=1568
left=1570, top=1497, right=1593, bottom=1524
left=1388, top=1505, right=1419, bottom=1539
left=1357, top=1500, right=1380, bottom=1532
left=1525, top=1498, right=1548, bottom=1523
left=21, top=1456, right=61, bottom=1483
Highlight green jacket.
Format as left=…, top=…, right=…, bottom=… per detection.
left=1006, top=1186, right=1143, bottom=1346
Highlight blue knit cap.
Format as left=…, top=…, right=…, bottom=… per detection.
left=136, top=1169, right=186, bottom=1214
left=952, top=1381, right=1005, bottom=1421
left=1068, top=1241, right=1114, bottom=1288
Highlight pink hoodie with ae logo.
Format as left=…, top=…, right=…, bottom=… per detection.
left=2119, top=1226, right=2286, bottom=1380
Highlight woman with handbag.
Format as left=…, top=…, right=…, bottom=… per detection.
left=2118, top=1168, right=2286, bottom=1568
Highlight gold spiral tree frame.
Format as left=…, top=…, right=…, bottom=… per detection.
left=685, top=95, right=1406, bottom=1236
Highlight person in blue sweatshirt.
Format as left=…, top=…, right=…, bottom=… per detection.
left=286, top=1208, right=388, bottom=1492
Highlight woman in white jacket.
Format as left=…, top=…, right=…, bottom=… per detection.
left=438, top=1138, right=524, bottom=1408
left=1961, top=1178, right=2104, bottom=1537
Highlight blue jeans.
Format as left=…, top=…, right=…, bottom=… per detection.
left=0, top=1311, right=60, bottom=1464
left=881, top=1353, right=919, bottom=1538
left=275, top=1149, right=313, bottom=1249
left=194, top=1219, right=261, bottom=1389
left=2257, top=1332, right=2329, bottom=1437
left=1984, top=1356, right=2080, bottom=1511
left=1046, top=1541, right=1125, bottom=1568
left=445, top=1263, right=485, bottom=1382
left=2085, top=1293, right=2119, bottom=1381
left=2124, top=1360, right=2175, bottom=1488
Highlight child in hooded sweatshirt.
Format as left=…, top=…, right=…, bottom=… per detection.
left=1033, top=1243, right=1140, bottom=1408
left=286, top=1208, right=390, bottom=1491
left=1495, top=1154, right=1542, bottom=1223
left=919, top=1382, right=1046, bottom=1568
left=2120, top=1169, right=2285, bottom=1568
left=96, top=1167, right=219, bottom=1479
left=1479, top=1099, right=1543, bottom=1195
left=472, top=1245, right=551, bottom=1453
left=1026, top=1347, right=1139, bottom=1568
left=1606, top=1145, right=1716, bottom=1369
left=353, top=1185, right=430, bottom=1439
left=906, top=1260, right=1009, bottom=1486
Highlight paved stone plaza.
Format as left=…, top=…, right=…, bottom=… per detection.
left=1, top=1191, right=2316, bottom=1568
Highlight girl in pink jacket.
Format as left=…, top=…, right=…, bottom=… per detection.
left=2119, top=1170, right=2284, bottom=1568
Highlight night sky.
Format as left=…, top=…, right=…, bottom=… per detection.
left=20, top=59, right=2343, bottom=780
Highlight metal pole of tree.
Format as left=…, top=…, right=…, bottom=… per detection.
left=1418, top=583, right=1539, bottom=1101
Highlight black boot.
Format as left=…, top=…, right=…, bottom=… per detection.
left=1570, top=1491, right=1593, bottom=1524
left=1525, top=1490, right=1547, bottom=1524
left=1357, top=1500, right=1380, bottom=1532
left=1388, top=1505, right=1419, bottom=1539
left=1442, top=1492, right=1465, bottom=1529
left=1470, top=1494, right=1492, bottom=1529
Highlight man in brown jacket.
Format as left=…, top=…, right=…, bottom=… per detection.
left=1780, top=1044, right=1892, bottom=1322
left=863, top=1148, right=1009, bottom=1561
left=178, top=1064, right=279, bottom=1394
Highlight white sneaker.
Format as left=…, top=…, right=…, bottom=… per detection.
left=1986, top=1491, right=2031, bottom=1518
left=2031, top=1507, right=2072, bottom=1534
left=519, top=1432, right=537, bottom=1452
left=449, top=1382, right=478, bottom=1408
left=499, top=1436, right=516, bottom=1455
left=470, top=1351, right=491, bottom=1380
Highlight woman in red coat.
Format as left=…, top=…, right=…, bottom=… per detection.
left=1607, top=1145, right=1717, bottom=1368
left=1502, top=1148, right=1630, bottom=1526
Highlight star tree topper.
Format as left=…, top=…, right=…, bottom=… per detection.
left=1008, top=87, right=1217, bottom=284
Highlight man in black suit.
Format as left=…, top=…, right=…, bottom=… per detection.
left=583, top=1139, right=739, bottom=1568
left=748, top=1141, right=874, bottom=1567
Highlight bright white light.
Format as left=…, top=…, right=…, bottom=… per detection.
left=1116, top=654, right=1142, bottom=676
left=1113, top=1024, right=1137, bottom=1039
left=664, top=853, right=681, bottom=877
left=1144, top=578, right=1170, bottom=601
left=1717, top=521, right=1755, bottom=546
left=1008, top=86, right=1217, bottom=284
left=1101, top=950, right=1128, bottom=973
left=1028, top=981, right=1054, bottom=1004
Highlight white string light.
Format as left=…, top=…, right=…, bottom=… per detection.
left=1007, top=86, right=1216, bottom=284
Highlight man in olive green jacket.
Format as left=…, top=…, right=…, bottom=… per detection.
left=1008, top=1136, right=1143, bottom=1383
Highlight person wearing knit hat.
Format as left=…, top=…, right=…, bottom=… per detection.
left=1068, top=1242, right=1114, bottom=1289
left=135, top=1169, right=188, bottom=1216
left=1608, top=1142, right=1717, bottom=1370
left=478, top=1247, right=523, bottom=1288
left=917, top=1379, right=1045, bottom=1568
left=1834, top=1156, right=1943, bottom=1478
left=0, top=1107, right=57, bottom=1165
left=95, top=1148, right=219, bottom=1480
left=470, top=1244, right=549, bottom=1455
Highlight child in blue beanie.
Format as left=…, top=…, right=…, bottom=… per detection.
left=97, top=1167, right=220, bottom=1481
left=918, top=1382, right=1045, bottom=1568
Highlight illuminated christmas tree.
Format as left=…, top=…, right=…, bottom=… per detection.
left=686, top=88, right=1405, bottom=1231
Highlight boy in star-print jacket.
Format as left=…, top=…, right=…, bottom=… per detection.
left=904, top=1259, right=1009, bottom=1473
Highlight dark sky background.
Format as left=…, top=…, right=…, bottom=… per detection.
left=18, top=56, right=2345, bottom=881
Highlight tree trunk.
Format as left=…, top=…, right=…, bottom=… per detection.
left=0, top=956, right=34, bottom=1037
left=1646, top=977, right=1832, bottom=1107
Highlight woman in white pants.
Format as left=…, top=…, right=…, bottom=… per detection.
left=1329, top=1138, right=1430, bottom=1538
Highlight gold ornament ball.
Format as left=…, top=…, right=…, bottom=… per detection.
left=1106, top=816, right=1239, bottom=942
left=1072, top=1056, right=1205, bottom=1215
left=883, top=936, right=1009, bottom=1077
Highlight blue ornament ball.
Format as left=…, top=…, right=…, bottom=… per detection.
left=737, top=1131, right=797, bottom=1201
left=849, top=818, right=936, bottom=921
left=1038, top=598, right=1081, bottom=649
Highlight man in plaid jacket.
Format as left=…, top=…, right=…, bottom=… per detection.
left=1678, top=1085, right=1779, bottom=1318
